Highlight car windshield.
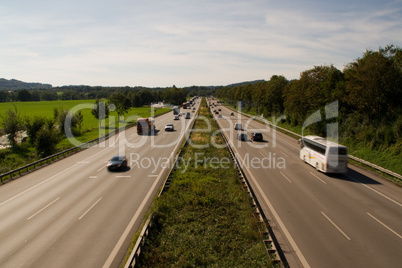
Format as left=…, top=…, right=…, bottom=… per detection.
left=111, top=156, right=123, bottom=161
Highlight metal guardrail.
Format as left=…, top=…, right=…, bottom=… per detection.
left=218, top=122, right=285, bottom=267
left=124, top=106, right=200, bottom=268
left=0, top=108, right=174, bottom=184
left=0, top=122, right=136, bottom=184
left=224, top=105, right=402, bottom=181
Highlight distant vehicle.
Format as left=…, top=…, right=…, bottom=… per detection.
left=230, top=112, right=234, bottom=116
left=251, top=132, right=263, bottom=141
left=174, top=115, right=179, bottom=120
left=299, top=135, right=348, bottom=173
left=165, top=123, right=174, bottom=131
left=192, top=107, right=196, bottom=110
left=107, top=155, right=128, bottom=171
left=137, top=117, right=155, bottom=135
left=234, top=123, right=242, bottom=130
left=237, top=133, right=247, bottom=141
left=218, top=114, right=222, bottom=118
left=173, top=106, right=180, bottom=115
left=182, top=102, right=187, bottom=109
left=218, top=109, right=221, bottom=111
left=185, top=112, right=190, bottom=119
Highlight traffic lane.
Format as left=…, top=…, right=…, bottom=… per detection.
left=33, top=109, right=199, bottom=267
left=215, top=110, right=402, bottom=267
left=0, top=108, right=196, bottom=267
left=269, top=161, right=402, bottom=268
left=24, top=167, right=156, bottom=268
left=215, top=103, right=402, bottom=201
left=215, top=104, right=402, bottom=210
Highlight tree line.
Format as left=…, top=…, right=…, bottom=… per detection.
left=0, top=85, right=191, bottom=158
left=215, top=45, right=402, bottom=152
left=0, top=84, right=215, bottom=104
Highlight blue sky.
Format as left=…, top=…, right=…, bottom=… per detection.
left=1, top=0, right=401, bottom=87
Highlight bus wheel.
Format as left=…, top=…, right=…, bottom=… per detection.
left=315, top=163, right=320, bottom=171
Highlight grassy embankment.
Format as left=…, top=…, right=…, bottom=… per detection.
left=226, top=104, right=402, bottom=177
left=0, top=100, right=170, bottom=174
left=135, top=99, right=273, bottom=267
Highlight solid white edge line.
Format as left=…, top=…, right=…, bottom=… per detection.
left=79, top=197, right=103, bottom=220
left=321, top=211, right=351, bottom=240
left=224, top=134, right=310, bottom=268
left=27, top=197, right=60, bottom=220
left=367, top=212, right=402, bottom=239
left=102, top=112, right=193, bottom=268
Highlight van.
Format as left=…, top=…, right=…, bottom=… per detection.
left=234, top=123, right=242, bottom=130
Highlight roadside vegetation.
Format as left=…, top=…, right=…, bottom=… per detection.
left=136, top=98, right=273, bottom=267
left=0, top=100, right=170, bottom=175
left=215, top=45, right=402, bottom=175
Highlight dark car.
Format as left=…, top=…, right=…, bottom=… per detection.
left=230, top=112, right=234, bottom=116
left=251, top=132, right=263, bottom=141
left=237, top=133, right=247, bottom=141
left=107, top=155, right=128, bottom=171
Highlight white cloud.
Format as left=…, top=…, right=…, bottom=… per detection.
left=0, top=0, right=401, bottom=86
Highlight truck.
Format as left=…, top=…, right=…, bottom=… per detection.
left=173, top=106, right=180, bottom=115
left=137, top=117, right=155, bottom=135
left=182, top=102, right=187, bottom=109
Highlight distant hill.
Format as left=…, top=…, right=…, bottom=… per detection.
left=0, top=78, right=52, bottom=90
left=225, top=79, right=265, bottom=87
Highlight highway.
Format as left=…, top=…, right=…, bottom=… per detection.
left=209, top=100, right=402, bottom=268
left=0, top=103, right=199, bottom=268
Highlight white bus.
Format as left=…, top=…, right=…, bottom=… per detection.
left=299, top=135, right=348, bottom=173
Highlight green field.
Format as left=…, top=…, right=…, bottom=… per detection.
left=0, top=100, right=171, bottom=175
left=0, top=100, right=170, bottom=132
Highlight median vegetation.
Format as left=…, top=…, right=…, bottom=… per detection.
left=136, top=98, right=273, bottom=267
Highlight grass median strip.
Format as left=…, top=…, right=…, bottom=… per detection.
left=136, top=99, right=273, bottom=267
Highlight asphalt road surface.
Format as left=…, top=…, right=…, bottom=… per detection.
left=0, top=102, right=199, bottom=268
left=209, top=100, right=402, bottom=268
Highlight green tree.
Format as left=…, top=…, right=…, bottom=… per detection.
left=109, top=91, right=131, bottom=121
left=283, top=80, right=307, bottom=126
left=344, top=47, right=402, bottom=123
left=35, top=121, right=59, bottom=157
left=1, top=106, right=24, bottom=147
left=54, top=107, right=84, bottom=136
left=162, top=86, right=187, bottom=105
left=25, top=116, right=48, bottom=145
left=92, top=99, right=110, bottom=128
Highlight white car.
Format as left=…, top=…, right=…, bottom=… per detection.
left=165, top=124, right=174, bottom=131
left=174, top=115, right=179, bottom=120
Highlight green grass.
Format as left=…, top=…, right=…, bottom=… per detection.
left=136, top=99, right=273, bottom=267
left=0, top=100, right=170, bottom=131
left=0, top=100, right=171, bottom=175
